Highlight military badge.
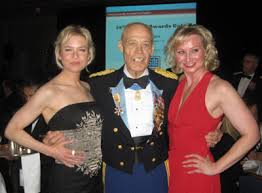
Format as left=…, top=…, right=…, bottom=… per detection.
left=113, top=93, right=123, bottom=116
left=153, top=96, right=165, bottom=133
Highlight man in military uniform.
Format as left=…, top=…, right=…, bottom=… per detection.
left=89, top=22, right=177, bottom=193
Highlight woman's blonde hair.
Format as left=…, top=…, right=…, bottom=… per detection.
left=165, top=24, right=220, bottom=74
left=54, top=25, right=95, bottom=69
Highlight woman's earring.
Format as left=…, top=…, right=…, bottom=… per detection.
left=85, top=66, right=89, bottom=73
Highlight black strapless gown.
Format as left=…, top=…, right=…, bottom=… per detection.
left=47, top=102, right=103, bottom=193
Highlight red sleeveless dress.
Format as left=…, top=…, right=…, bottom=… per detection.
left=168, top=72, right=221, bottom=193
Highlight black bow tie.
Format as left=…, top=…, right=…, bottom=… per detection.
left=241, top=74, right=252, bottom=79
left=123, top=75, right=149, bottom=89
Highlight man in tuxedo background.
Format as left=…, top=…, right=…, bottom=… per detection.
left=231, top=52, right=260, bottom=98
left=230, top=52, right=261, bottom=121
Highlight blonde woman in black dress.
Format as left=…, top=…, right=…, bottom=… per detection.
left=5, top=25, right=103, bottom=193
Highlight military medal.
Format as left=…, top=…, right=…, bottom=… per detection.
left=134, top=90, right=141, bottom=101
left=114, top=107, right=123, bottom=116
left=113, top=93, right=123, bottom=116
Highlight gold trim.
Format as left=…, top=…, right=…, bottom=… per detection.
left=89, top=69, right=115, bottom=78
left=164, top=159, right=170, bottom=186
left=102, top=162, right=106, bottom=190
left=154, top=67, right=178, bottom=79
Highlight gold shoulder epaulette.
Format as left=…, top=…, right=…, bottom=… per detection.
left=154, top=67, right=178, bottom=80
left=89, top=69, right=115, bottom=78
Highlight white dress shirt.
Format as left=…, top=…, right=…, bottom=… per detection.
left=124, top=66, right=154, bottom=137
left=0, top=172, right=7, bottom=193
left=237, top=73, right=254, bottom=97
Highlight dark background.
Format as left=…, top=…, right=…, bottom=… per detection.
left=0, top=0, right=261, bottom=82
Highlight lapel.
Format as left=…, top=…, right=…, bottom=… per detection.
left=110, top=79, right=128, bottom=128
left=109, top=68, right=164, bottom=138
left=108, top=67, right=132, bottom=139
left=150, top=80, right=163, bottom=100
left=149, top=71, right=164, bottom=135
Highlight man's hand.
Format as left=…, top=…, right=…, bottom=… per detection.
left=43, top=131, right=85, bottom=167
left=43, top=131, right=65, bottom=145
left=205, top=122, right=223, bottom=147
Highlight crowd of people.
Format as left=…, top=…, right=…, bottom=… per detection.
left=0, top=22, right=261, bottom=193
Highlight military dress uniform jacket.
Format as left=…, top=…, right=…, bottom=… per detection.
left=89, top=67, right=178, bottom=174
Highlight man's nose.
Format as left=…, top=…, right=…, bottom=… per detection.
left=135, top=45, right=143, bottom=53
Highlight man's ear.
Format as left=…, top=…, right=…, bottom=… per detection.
left=118, top=40, right=123, bottom=53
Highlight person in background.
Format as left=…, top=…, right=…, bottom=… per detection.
left=12, top=80, right=50, bottom=193
left=0, top=80, right=26, bottom=144
left=230, top=52, right=262, bottom=122
left=4, top=25, right=103, bottom=193
left=231, top=52, right=260, bottom=99
left=166, top=24, right=259, bottom=193
left=0, top=79, right=37, bottom=193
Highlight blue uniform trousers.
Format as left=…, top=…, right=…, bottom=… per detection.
left=105, top=162, right=168, bottom=193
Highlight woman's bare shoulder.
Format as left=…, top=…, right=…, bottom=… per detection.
left=209, top=75, right=234, bottom=94
left=33, top=80, right=63, bottom=102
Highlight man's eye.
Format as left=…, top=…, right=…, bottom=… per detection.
left=64, top=48, right=72, bottom=52
left=143, top=43, right=151, bottom=48
left=128, top=42, right=136, bottom=46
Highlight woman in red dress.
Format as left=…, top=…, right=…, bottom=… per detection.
left=165, top=24, right=259, bottom=193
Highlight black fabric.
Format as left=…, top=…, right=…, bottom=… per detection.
left=241, top=74, right=252, bottom=79
left=211, top=134, right=243, bottom=193
left=132, top=136, right=150, bottom=145
left=47, top=102, right=103, bottom=193
left=123, top=74, right=149, bottom=89
left=230, top=71, right=261, bottom=101
left=239, top=175, right=262, bottom=193
left=230, top=71, right=262, bottom=122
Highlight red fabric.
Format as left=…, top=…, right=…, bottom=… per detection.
left=168, top=72, right=221, bottom=193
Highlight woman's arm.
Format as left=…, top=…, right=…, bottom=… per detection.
left=183, top=79, right=260, bottom=175
left=4, top=85, right=81, bottom=167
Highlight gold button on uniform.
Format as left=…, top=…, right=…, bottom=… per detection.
left=131, top=147, right=135, bottom=151
left=152, top=157, right=156, bottom=162
left=120, top=161, right=124, bottom=166
left=113, top=128, right=118, bottom=133
left=118, top=144, right=123, bottom=149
